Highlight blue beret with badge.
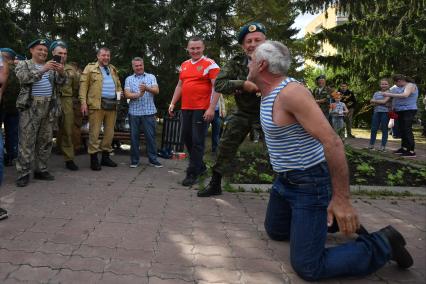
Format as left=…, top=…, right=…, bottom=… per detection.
left=237, top=22, right=266, bottom=44
left=0, top=48, right=17, bottom=59
left=27, top=39, right=50, bottom=49
left=49, top=40, right=68, bottom=52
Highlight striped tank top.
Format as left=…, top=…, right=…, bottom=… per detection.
left=260, top=77, right=325, bottom=173
left=32, top=64, right=52, bottom=97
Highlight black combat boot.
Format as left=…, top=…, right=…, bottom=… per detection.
left=16, top=174, right=30, bottom=187
left=101, top=151, right=117, bottom=167
left=34, top=171, right=55, bottom=180
left=197, top=171, right=222, bottom=197
left=90, top=153, right=101, bottom=171
left=379, top=225, right=413, bottom=269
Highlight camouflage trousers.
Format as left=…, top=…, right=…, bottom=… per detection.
left=213, top=111, right=259, bottom=175
left=56, top=97, right=75, bottom=161
left=16, top=96, right=54, bottom=178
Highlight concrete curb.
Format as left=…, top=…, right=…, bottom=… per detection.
left=229, top=184, right=426, bottom=196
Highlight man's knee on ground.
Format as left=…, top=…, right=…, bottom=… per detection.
left=291, top=258, right=321, bottom=282
left=264, top=223, right=290, bottom=241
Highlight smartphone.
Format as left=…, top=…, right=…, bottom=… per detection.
left=53, top=55, right=62, bottom=63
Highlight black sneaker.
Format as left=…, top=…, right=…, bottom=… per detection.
left=401, top=151, right=416, bottom=158
left=393, top=148, right=405, bottom=155
left=65, top=160, right=79, bottom=171
left=149, top=161, right=163, bottom=168
left=379, top=225, right=413, bottom=269
left=0, top=208, right=8, bottom=220
left=182, top=173, right=198, bottom=187
left=34, top=171, right=55, bottom=181
left=16, top=175, right=30, bottom=187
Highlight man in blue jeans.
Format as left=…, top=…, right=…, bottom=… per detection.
left=124, top=57, right=162, bottom=168
left=248, top=40, right=412, bottom=281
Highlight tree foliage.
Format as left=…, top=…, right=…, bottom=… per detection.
left=1, top=0, right=299, bottom=111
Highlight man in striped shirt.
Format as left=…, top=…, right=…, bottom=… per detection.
left=248, top=40, right=412, bottom=281
left=169, top=37, right=220, bottom=186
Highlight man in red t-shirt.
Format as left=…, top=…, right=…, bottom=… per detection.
left=169, top=37, right=220, bottom=186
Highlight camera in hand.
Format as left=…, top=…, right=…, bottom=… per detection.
left=53, top=55, right=62, bottom=63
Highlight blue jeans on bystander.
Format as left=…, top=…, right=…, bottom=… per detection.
left=370, top=111, right=389, bottom=147
left=129, top=114, right=159, bottom=165
left=264, top=162, right=391, bottom=281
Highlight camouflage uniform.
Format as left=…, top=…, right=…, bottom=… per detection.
left=56, top=64, right=79, bottom=161
left=15, top=60, right=66, bottom=178
left=313, top=86, right=332, bottom=117
left=212, top=53, right=261, bottom=176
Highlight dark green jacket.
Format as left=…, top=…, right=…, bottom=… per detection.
left=214, top=53, right=260, bottom=115
left=1, top=64, right=19, bottom=114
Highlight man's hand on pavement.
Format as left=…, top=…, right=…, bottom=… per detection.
left=327, top=195, right=360, bottom=236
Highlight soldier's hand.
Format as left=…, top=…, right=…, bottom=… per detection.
left=41, top=61, right=56, bottom=72
left=242, top=81, right=259, bottom=93
left=53, top=62, right=65, bottom=74
left=81, top=103, right=88, bottom=116
left=168, top=103, right=175, bottom=117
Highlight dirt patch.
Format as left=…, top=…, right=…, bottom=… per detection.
left=224, top=145, right=426, bottom=187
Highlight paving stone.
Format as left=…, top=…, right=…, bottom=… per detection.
left=73, top=244, right=116, bottom=260
left=237, top=258, right=283, bottom=273
left=194, top=267, right=241, bottom=283
left=8, top=265, right=58, bottom=282
left=101, top=272, right=149, bottom=284
left=193, top=245, right=232, bottom=257
left=104, top=259, right=151, bottom=277
left=36, top=241, right=77, bottom=255
left=49, top=268, right=102, bottom=283
left=62, top=255, right=107, bottom=273
left=193, top=254, right=238, bottom=269
left=149, top=263, right=195, bottom=282
left=0, top=262, right=19, bottom=281
left=241, top=271, right=289, bottom=284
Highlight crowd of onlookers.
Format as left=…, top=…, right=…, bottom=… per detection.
left=311, top=74, right=422, bottom=158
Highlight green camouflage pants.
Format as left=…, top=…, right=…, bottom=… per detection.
left=213, top=111, right=259, bottom=175
left=56, top=97, right=75, bottom=161
left=16, top=97, right=53, bottom=178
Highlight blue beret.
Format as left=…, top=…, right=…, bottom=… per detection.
left=316, top=75, right=326, bottom=81
left=27, top=39, right=50, bottom=49
left=49, top=40, right=68, bottom=52
left=238, top=22, right=266, bottom=44
left=15, top=54, right=26, bottom=61
left=0, top=48, right=17, bottom=59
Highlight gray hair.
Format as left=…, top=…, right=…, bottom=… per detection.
left=132, top=57, right=144, bottom=63
left=254, top=41, right=291, bottom=75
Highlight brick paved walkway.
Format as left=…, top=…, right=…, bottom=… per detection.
left=0, top=154, right=425, bottom=283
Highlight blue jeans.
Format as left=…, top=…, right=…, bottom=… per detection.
left=264, top=162, right=391, bottom=281
left=370, top=112, right=389, bottom=146
left=129, top=114, right=159, bottom=165
left=206, top=110, right=221, bottom=152
left=182, top=110, right=208, bottom=175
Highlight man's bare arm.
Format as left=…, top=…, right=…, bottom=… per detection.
left=383, top=83, right=415, bottom=98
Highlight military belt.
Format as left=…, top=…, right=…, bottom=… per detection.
left=31, top=95, right=52, bottom=101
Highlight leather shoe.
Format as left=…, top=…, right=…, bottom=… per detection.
left=198, top=177, right=222, bottom=197
left=34, top=171, right=55, bottom=181
left=16, top=175, right=30, bottom=187
left=379, top=225, right=413, bottom=269
left=65, top=160, right=79, bottom=171
left=101, top=151, right=117, bottom=167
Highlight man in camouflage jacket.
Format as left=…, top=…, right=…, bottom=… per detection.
left=15, top=39, right=66, bottom=187
left=198, top=22, right=266, bottom=197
